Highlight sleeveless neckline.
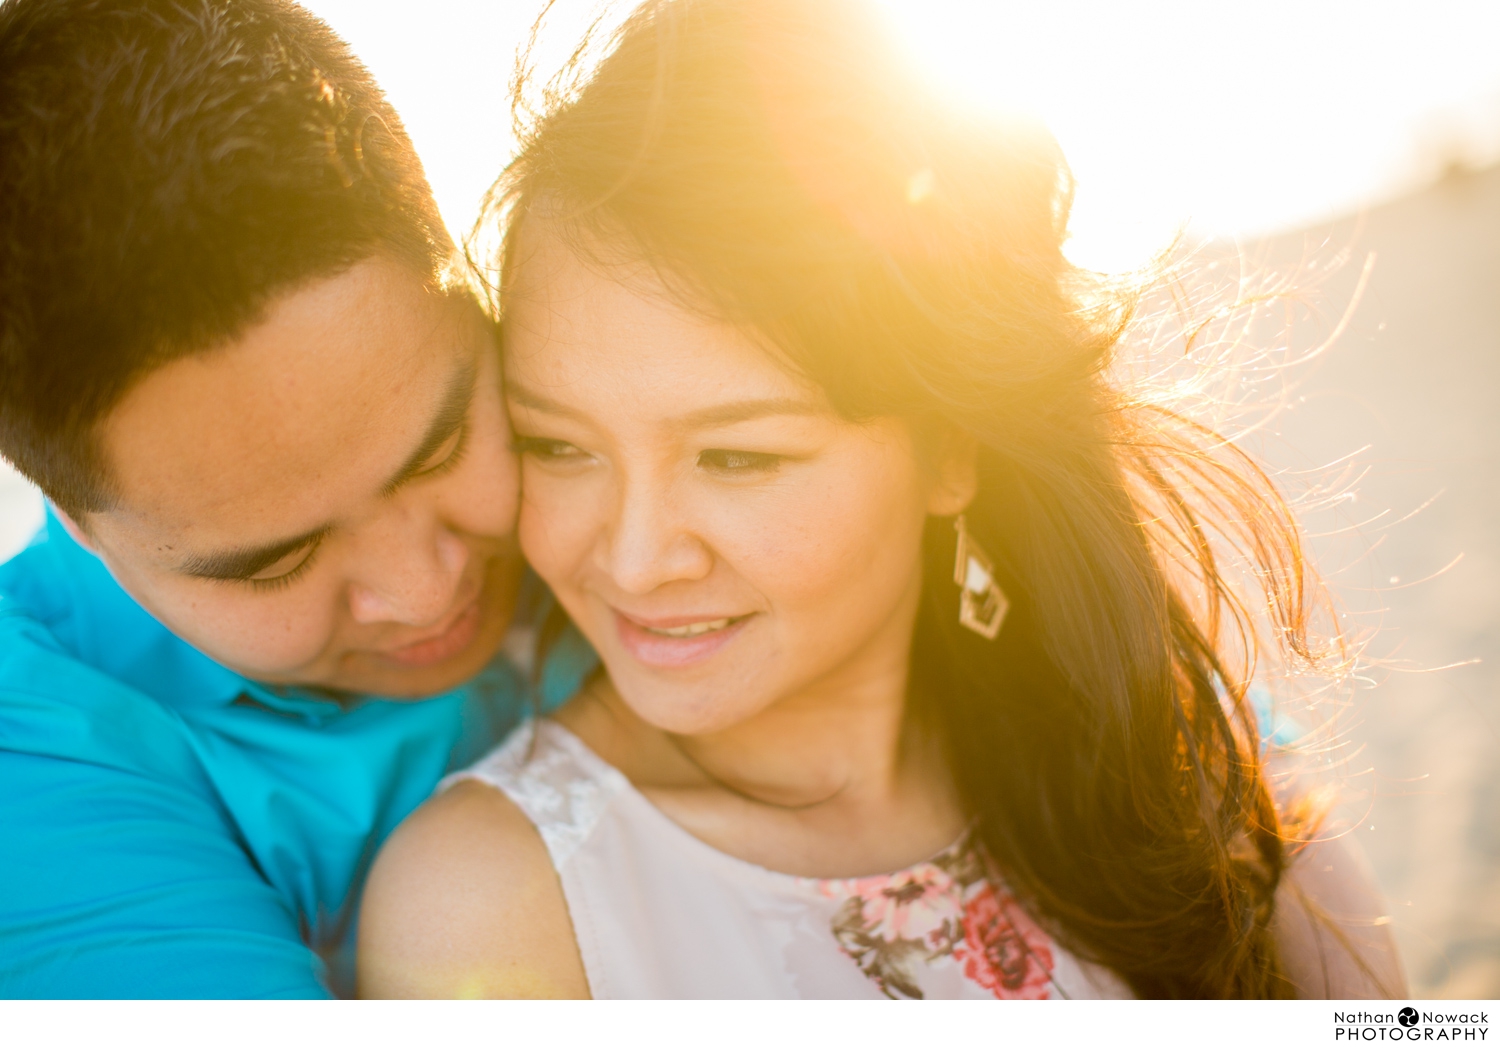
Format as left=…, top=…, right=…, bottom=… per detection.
left=446, top=718, right=1134, bottom=999
left=537, top=718, right=973, bottom=887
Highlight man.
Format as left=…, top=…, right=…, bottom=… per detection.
left=0, top=0, right=588, bottom=996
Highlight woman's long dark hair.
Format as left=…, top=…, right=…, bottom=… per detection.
left=482, top=0, right=1342, bottom=996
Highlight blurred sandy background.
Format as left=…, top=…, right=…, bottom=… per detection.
left=1, top=0, right=1496, bottom=998
left=1253, top=163, right=1500, bottom=997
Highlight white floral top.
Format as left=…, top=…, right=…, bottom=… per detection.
left=444, top=720, right=1132, bottom=999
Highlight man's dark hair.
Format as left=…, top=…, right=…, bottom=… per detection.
left=0, top=0, right=452, bottom=517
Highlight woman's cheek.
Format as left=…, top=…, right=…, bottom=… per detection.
left=751, top=464, right=899, bottom=577
left=746, top=511, right=872, bottom=612
left=740, top=463, right=924, bottom=628
left=517, top=469, right=598, bottom=590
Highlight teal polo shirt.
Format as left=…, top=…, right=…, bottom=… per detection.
left=0, top=509, right=593, bottom=998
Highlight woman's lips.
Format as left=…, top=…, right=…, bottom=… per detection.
left=612, top=609, right=753, bottom=669
left=382, top=597, right=484, bottom=668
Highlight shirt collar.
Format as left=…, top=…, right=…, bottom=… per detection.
left=34, top=504, right=470, bottom=718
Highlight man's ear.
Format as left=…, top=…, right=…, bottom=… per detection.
left=926, top=428, right=979, bottom=517
left=53, top=505, right=101, bottom=555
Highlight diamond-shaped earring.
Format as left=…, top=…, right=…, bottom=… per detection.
left=953, top=514, right=1009, bottom=640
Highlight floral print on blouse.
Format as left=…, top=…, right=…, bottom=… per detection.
left=818, top=835, right=1056, bottom=999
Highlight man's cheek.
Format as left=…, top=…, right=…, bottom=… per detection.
left=170, top=589, right=338, bottom=678
left=444, top=429, right=521, bottom=536
left=445, top=476, right=518, bottom=543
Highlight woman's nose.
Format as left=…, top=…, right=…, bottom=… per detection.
left=600, top=477, right=712, bottom=596
left=345, top=505, right=469, bottom=627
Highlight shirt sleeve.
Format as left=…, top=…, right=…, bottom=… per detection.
left=0, top=746, right=332, bottom=998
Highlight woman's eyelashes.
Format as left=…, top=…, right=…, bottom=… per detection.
left=697, top=448, right=783, bottom=476
left=514, top=433, right=786, bottom=478
left=513, top=434, right=592, bottom=464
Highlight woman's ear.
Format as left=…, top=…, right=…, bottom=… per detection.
left=926, top=428, right=979, bottom=517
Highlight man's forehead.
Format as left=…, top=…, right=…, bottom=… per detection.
left=94, top=258, right=485, bottom=550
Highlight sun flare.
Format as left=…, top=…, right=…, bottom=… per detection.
left=299, top=0, right=1500, bottom=277
left=871, top=0, right=1500, bottom=272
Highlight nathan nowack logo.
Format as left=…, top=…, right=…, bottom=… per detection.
left=1335, top=1008, right=1489, bottom=1041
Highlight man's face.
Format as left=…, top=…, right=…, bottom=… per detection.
left=79, top=257, right=522, bottom=698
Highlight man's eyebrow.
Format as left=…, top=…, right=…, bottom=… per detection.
left=508, top=383, right=824, bottom=429
left=379, top=358, right=479, bottom=498
left=178, top=525, right=331, bottom=581
left=176, top=359, right=478, bottom=582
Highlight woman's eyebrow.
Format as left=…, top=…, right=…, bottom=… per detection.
left=673, top=398, right=825, bottom=428
left=509, top=382, right=822, bottom=429
left=506, top=382, right=588, bottom=421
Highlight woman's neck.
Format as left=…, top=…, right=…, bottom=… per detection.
left=554, top=633, right=966, bottom=878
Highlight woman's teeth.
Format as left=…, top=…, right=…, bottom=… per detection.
left=641, top=617, right=734, bottom=638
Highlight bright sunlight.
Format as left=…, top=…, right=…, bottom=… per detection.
left=303, top=0, right=1500, bottom=273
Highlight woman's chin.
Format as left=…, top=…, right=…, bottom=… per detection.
left=603, top=667, right=772, bottom=738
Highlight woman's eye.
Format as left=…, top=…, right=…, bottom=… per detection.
left=514, top=435, right=590, bottom=463
left=698, top=449, right=783, bottom=475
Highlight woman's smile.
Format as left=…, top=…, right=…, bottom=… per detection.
left=612, top=608, right=756, bottom=668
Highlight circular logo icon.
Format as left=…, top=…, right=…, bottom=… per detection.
left=1399, top=1007, right=1419, bottom=1028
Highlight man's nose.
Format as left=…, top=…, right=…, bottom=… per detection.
left=600, top=474, right=713, bottom=596
left=345, top=504, right=469, bottom=627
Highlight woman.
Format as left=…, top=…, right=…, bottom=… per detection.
left=358, top=0, right=1404, bottom=998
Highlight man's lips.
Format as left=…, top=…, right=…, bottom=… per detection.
left=612, top=609, right=754, bottom=669
left=380, top=597, right=484, bottom=667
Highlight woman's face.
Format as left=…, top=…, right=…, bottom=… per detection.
left=504, top=233, right=966, bottom=735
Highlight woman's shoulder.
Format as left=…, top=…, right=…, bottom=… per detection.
left=455, top=718, right=633, bottom=865
left=1275, top=832, right=1408, bottom=998
left=357, top=755, right=591, bottom=998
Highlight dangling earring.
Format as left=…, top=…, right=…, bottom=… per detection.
left=953, top=514, right=1008, bottom=640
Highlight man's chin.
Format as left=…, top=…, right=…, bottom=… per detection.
left=344, top=547, right=525, bottom=700
left=225, top=551, right=525, bottom=700
left=351, top=653, right=501, bottom=700
left=317, top=581, right=509, bottom=699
